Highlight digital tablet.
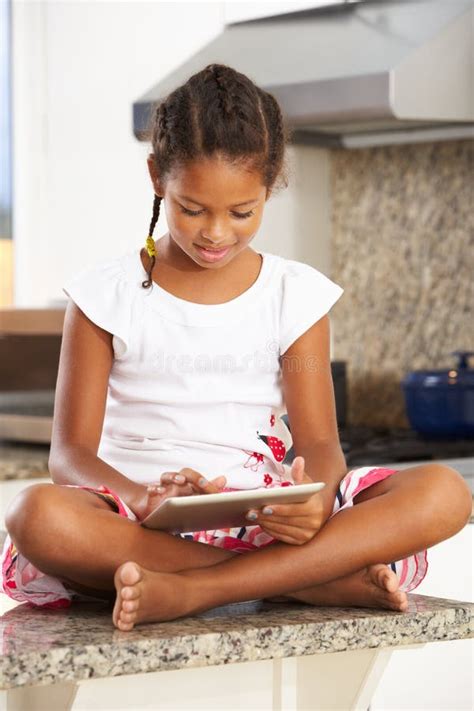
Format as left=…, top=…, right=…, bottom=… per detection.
left=140, top=482, right=325, bottom=533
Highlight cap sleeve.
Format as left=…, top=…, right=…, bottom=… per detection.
left=279, top=260, right=344, bottom=356
left=62, top=256, right=131, bottom=359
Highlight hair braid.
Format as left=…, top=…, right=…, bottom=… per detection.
left=141, top=193, right=161, bottom=289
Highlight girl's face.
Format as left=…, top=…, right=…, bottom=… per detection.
left=147, top=154, right=270, bottom=268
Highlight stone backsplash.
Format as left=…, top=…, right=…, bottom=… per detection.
left=330, top=139, right=473, bottom=428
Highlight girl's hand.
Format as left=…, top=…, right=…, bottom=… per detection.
left=151, top=469, right=227, bottom=498
left=245, top=456, right=332, bottom=545
left=131, top=469, right=227, bottom=523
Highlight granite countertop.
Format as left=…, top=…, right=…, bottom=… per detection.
left=0, top=442, right=50, bottom=481
left=0, top=595, right=472, bottom=690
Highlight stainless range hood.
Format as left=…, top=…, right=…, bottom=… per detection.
left=133, top=0, right=474, bottom=148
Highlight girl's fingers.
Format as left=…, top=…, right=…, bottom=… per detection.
left=246, top=512, right=318, bottom=527
left=146, top=485, right=165, bottom=495
left=257, top=523, right=300, bottom=544
left=256, top=519, right=313, bottom=535
left=252, top=495, right=322, bottom=519
left=256, top=519, right=318, bottom=544
left=148, top=482, right=195, bottom=499
left=171, top=483, right=195, bottom=497
left=156, top=470, right=227, bottom=495
left=210, top=475, right=227, bottom=489
left=260, top=530, right=302, bottom=545
left=176, top=469, right=226, bottom=495
left=160, top=472, right=186, bottom=486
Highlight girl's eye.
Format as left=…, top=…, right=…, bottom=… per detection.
left=180, top=207, right=255, bottom=220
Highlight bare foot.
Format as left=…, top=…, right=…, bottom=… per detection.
left=265, top=564, right=408, bottom=612
left=113, top=561, right=192, bottom=630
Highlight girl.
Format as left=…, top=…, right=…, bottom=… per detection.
left=2, top=63, right=471, bottom=631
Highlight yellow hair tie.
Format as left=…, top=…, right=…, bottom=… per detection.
left=145, top=236, right=157, bottom=258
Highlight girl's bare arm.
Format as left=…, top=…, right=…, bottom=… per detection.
left=48, top=300, right=144, bottom=508
left=280, top=314, right=347, bottom=516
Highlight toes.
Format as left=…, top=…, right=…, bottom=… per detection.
left=112, top=601, right=121, bottom=627
left=112, top=562, right=143, bottom=630
left=389, top=598, right=408, bottom=612
left=117, top=618, right=134, bottom=631
left=385, top=590, right=408, bottom=612
left=119, top=561, right=142, bottom=587
left=113, top=604, right=138, bottom=631
left=121, top=599, right=139, bottom=613
left=119, top=610, right=137, bottom=624
left=121, top=584, right=141, bottom=601
left=366, top=564, right=409, bottom=612
left=371, top=564, right=399, bottom=593
left=395, top=591, right=408, bottom=610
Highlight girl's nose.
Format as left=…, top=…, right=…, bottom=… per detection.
left=200, top=232, right=228, bottom=248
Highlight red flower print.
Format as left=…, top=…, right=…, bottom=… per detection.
left=264, top=473, right=273, bottom=486
left=270, top=414, right=275, bottom=427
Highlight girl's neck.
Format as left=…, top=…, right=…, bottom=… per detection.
left=141, top=233, right=263, bottom=305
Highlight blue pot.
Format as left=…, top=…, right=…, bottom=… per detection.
left=401, top=351, right=474, bottom=438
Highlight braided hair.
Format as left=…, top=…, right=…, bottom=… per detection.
left=141, top=63, right=292, bottom=289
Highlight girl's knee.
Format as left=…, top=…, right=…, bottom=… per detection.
left=416, top=463, right=472, bottom=534
left=5, top=483, right=57, bottom=539
left=433, top=464, right=472, bottom=526
left=5, top=482, right=103, bottom=544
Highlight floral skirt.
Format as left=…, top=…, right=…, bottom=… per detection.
left=1, top=466, right=428, bottom=608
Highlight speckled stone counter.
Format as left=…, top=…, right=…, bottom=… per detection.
left=0, top=595, right=472, bottom=690
left=0, top=442, right=50, bottom=481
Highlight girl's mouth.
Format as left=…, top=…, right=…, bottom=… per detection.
left=194, top=244, right=233, bottom=262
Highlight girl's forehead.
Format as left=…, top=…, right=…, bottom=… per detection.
left=168, top=158, right=266, bottom=201
left=173, top=156, right=260, bottom=182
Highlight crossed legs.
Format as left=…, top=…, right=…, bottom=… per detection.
left=111, top=463, right=471, bottom=628
left=5, top=463, right=471, bottom=630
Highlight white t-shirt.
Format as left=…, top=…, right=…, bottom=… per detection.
left=62, top=248, right=344, bottom=489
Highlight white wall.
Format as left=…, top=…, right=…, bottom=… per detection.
left=12, top=0, right=332, bottom=307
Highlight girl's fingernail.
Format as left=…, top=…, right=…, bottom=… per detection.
left=148, top=485, right=165, bottom=494
left=262, top=507, right=273, bottom=515
left=198, top=478, right=208, bottom=487
left=174, top=475, right=185, bottom=483
left=246, top=511, right=257, bottom=521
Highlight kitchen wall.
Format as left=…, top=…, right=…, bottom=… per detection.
left=12, top=1, right=224, bottom=306
left=330, top=139, right=473, bottom=428
left=12, top=2, right=331, bottom=308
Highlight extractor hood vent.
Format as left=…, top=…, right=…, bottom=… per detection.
left=133, top=0, right=474, bottom=147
